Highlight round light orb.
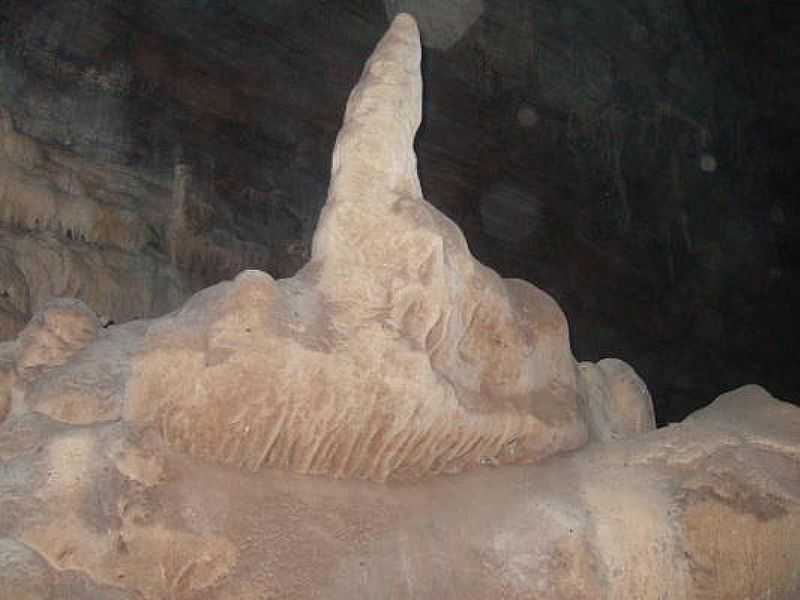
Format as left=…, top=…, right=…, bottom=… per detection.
left=699, top=153, right=717, bottom=173
left=517, top=104, right=539, bottom=128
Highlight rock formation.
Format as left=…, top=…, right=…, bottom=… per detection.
left=384, top=0, right=485, bottom=49
left=0, top=105, right=275, bottom=342
left=2, top=1, right=798, bottom=420
left=0, top=14, right=798, bottom=599
left=16, top=12, right=592, bottom=482
left=0, top=105, right=190, bottom=337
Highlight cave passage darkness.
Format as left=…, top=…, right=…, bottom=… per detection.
left=0, top=0, right=798, bottom=425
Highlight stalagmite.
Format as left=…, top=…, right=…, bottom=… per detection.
left=0, top=15, right=798, bottom=600
left=123, top=12, right=589, bottom=481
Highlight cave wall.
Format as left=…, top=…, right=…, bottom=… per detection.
left=0, top=0, right=797, bottom=422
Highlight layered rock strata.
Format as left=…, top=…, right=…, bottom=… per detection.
left=0, top=105, right=275, bottom=341
left=0, top=105, right=188, bottom=337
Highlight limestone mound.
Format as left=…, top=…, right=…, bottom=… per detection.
left=124, top=13, right=589, bottom=480
left=0, top=384, right=797, bottom=599
left=10, top=13, right=609, bottom=482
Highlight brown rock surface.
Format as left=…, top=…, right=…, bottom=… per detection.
left=0, top=345, right=11, bottom=425
left=127, top=12, right=587, bottom=481
left=1, top=382, right=798, bottom=599
left=0, top=105, right=191, bottom=337
left=0, top=14, right=798, bottom=599
left=578, top=357, right=655, bottom=442
left=0, top=103, right=271, bottom=341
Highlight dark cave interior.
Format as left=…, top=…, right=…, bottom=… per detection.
left=0, top=0, right=798, bottom=424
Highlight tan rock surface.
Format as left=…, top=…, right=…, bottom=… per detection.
left=0, top=343, right=14, bottom=426
left=0, top=105, right=191, bottom=338
left=1, top=383, right=798, bottom=599
left=0, top=101, right=270, bottom=342
left=577, top=357, right=655, bottom=442
left=121, top=12, right=588, bottom=481
left=15, top=298, right=100, bottom=378
left=0, top=14, right=798, bottom=600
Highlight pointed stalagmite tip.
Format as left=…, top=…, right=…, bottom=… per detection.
left=391, top=12, right=419, bottom=32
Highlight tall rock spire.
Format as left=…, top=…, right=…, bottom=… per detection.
left=312, top=14, right=423, bottom=261
left=127, top=14, right=590, bottom=480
